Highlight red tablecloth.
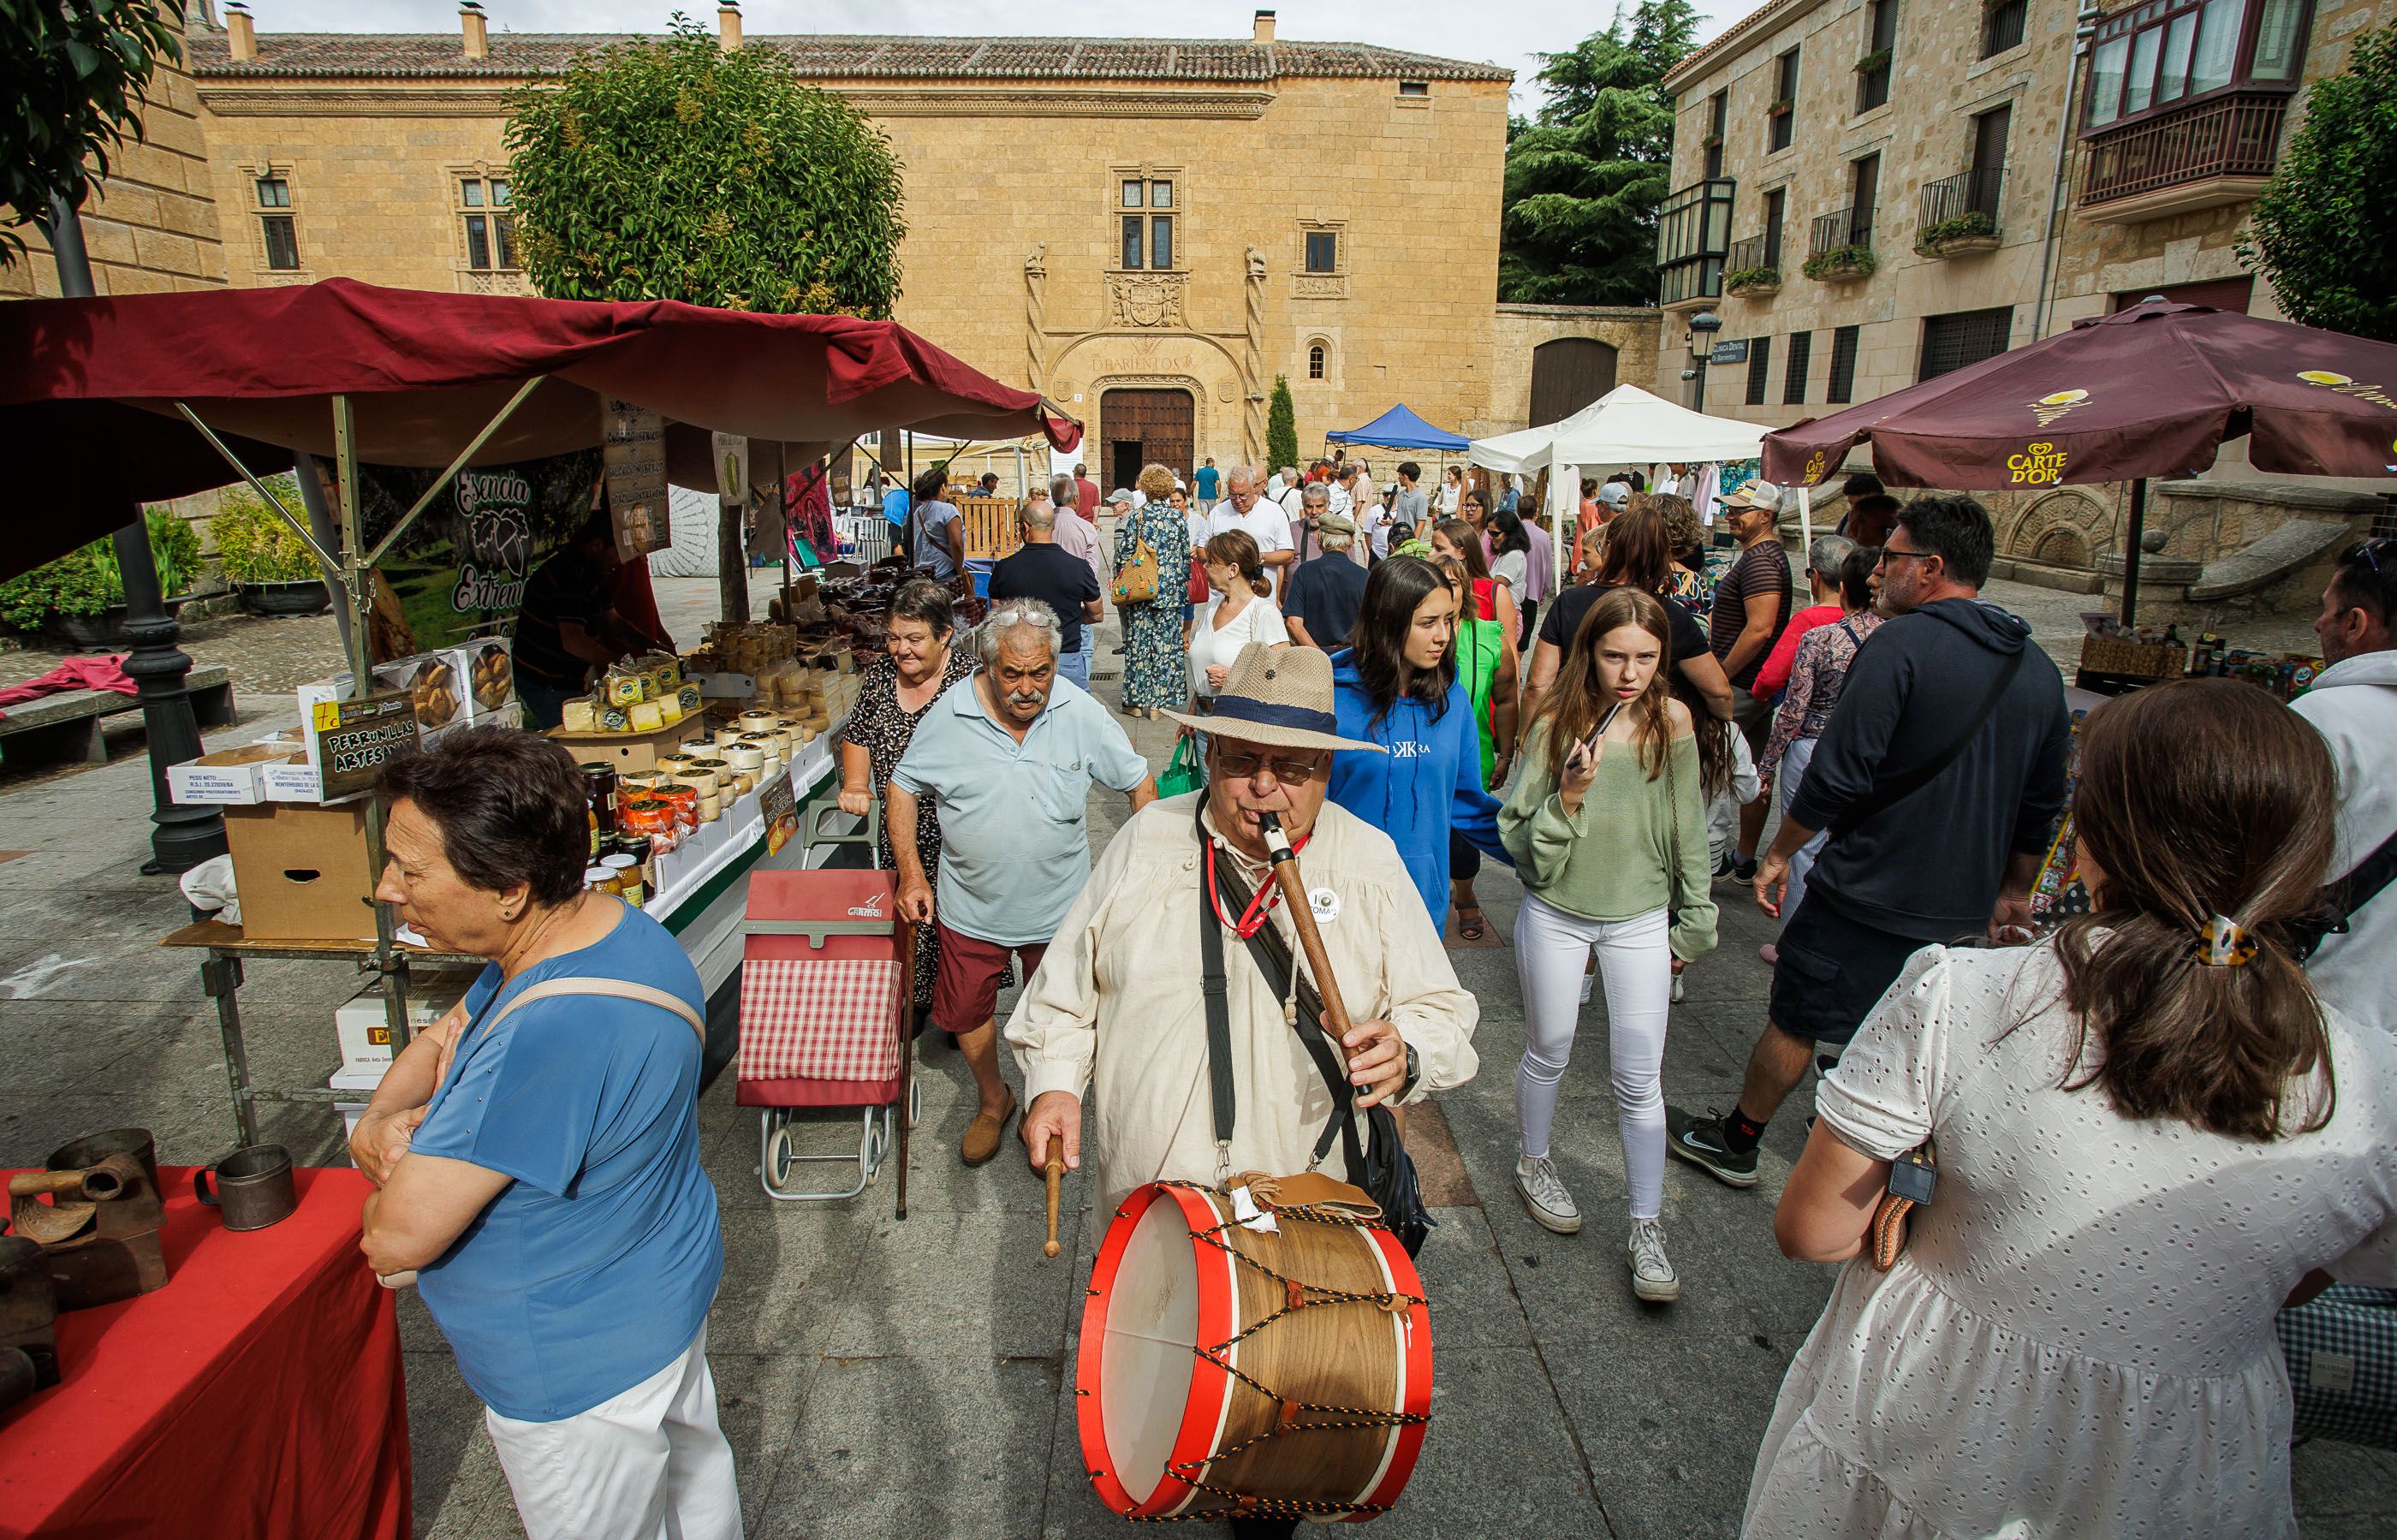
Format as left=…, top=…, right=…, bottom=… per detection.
left=0, top=1166, right=409, bottom=1539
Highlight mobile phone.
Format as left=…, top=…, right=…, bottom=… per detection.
left=1579, top=701, right=1626, bottom=761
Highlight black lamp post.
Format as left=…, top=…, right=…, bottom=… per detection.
left=39, top=194, right=225, bottom=875
left=1687, top=309, right=1725, bottom=413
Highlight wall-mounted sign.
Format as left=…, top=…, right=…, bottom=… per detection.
left=604, top=399, right=670, bottom=559
left=712, top=431, right=749, bottom=505
left=310, top=691, right=420, bottom=798
left=1710, top=339, right=1751, bottom=366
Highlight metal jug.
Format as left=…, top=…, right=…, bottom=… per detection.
left=193, top=1145, right=297, bottom=1233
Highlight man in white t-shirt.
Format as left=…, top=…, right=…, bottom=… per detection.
left=1277, top=468, right=1306, bottom=528
left=1208, top=465, right=1294, bottom=603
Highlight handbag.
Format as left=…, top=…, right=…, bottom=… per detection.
left=1869, top=1142, right=1936, bottom=1271
left=1157, top=734, right=1205, bottom=799
left=1195, top=823, right=1434, bottom=1256
left=1186, top=550, right=1210, bottom=605
left=1113, top=524, right=1159, bottom=604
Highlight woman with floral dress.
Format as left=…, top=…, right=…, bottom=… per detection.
left=1113, top=462, right=1193, bottom=719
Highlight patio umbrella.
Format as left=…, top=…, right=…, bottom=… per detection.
left=1762, top=299, right=2397, bottom=621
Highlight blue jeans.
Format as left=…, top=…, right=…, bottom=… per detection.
left=1057, top=644, right=1091, bottom=693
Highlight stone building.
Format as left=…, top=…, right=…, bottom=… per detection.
left=65, top=5, right=1653, bottom=483
left=1648, top=0, right=2391, bottom=596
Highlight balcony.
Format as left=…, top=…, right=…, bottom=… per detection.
left=1914, top=168, right=2002, bottom=256
left=1724, top=235, right=1781, bottom=297
left=1656, top=178, right=1734, bottom=309
left=1805, top=206, right=1876, bottom=282
left=2081, top=92, right=2287, bottom=224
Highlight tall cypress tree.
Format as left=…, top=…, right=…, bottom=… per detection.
left=1267, top=376, right=1300, bottom=473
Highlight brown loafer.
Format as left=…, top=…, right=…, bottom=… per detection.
left=960, top=1091, right=1017, bottom=1167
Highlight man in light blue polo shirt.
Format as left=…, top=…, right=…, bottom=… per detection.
left=887, top=598, right=1157, bottom=1165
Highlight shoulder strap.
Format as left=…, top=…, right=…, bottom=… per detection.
left=1828, top=647, right=2025, bottom=841
left=478, top=977, right=706, bottom=1046
left=1197, top=867, right=1237, bottom=1155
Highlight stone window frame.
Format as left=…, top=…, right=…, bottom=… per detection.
left=1293, top=217, right=1350, bottom=300
left=1301, top=333, right=1340, bottom=388
left=241, top=162, right=305, bottom=276
left=1110, top=164, right=1186, bottom=275
left=449, top=161, right=519, bottom=276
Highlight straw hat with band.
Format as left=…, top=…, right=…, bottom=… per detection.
left=1160, top=644, right=1384, bottom=754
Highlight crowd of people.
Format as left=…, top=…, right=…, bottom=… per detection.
left=348, top=444, right=2397, bottom=1537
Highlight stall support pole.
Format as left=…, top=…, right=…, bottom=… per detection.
left=331, top=395, right=415, bottom=1057
left=777, top=442, right=793, bottom=621
left=41, top=194, right=223, bottom=874
left=2118, top=477, right=2149, bottom=627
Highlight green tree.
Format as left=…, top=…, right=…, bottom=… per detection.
left=2239, top=23, right=2397, bottom=342
left=1498, top=0, right=1700, bottom=306
left=504, top=15, right=906, bottom=316
left=1267, top=375, right=1300, bottom=473
left=2, top=0, right=183, bottom=265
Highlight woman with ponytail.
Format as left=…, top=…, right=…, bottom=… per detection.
left=1184, top=528, right=1288, bottom=715
left=1751, top=679, right=2397, bottom=1540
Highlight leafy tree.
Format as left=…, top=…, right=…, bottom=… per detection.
left=1267, top=375, right=1299, bottom=473
left=2239, top=23, right=2397, bottom=342
left=1498, top=0, right=1700, bottom=306
left=2, top=0, right=182, bottom=265
left=505, top=15, right=906, bottom=316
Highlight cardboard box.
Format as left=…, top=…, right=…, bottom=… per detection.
left=375, top=647, right=476, bottom=736
left=334, top=970, right=478, bottom=1073
left=165, top=746, right=286, bottom=805
left=462, top=638, right=515, bottom=721
left=259, top=754, right=324, bottom=802
left=544, top=712, right=706, bottom=774
left=223, top=801, right=380, bottom=943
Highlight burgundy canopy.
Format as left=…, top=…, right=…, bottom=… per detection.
left=0, top=278, right=1080, bottom=579
left=1762, top=300, right=2397, bottom=490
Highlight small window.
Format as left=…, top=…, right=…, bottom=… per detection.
left=457, top=175, right=515, bottom=271
left=1784, top=330, right=1812, bottom=406
left=1920, top=307, right=2014, bottom=381
left=1308, top=345, right=1326, bottom=381
left=1769, top=49, right=1800, bottom=153
left=1704, top=90, right=1728, bottom=179
left=1398, top=80, right=1430, bottom=97
left=1827, top=324, right=1861, bottom=402
left=1115, top=175, right=1178, bottom=269
left=261, top=213, right=299, bottom=271
left=460, top=179, right=485, bottom=208
left=489, top=178, right=510, bottom=207
left=1746, top=336, right=1774, bottom=407
left=1305, top=231, right=1339, bottom=273
left=1150, top=180, right=1173, bottom=210
left=1122, top=179, right=1144, bottom=208
left=255, top=176, right=289, bottom=209
left=1121, top=214, right=1145, bottom=270
left=1982, top=0, right=2028, bottom=59
left=1150, top=215, right=1174, bottom=271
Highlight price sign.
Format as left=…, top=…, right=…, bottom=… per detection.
left=312, top=690, right=420, bottom=798
left=759, top=772, right=799, bottom=855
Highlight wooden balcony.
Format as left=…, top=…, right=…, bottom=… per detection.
left=2080, top=92, right=2287, bottom=224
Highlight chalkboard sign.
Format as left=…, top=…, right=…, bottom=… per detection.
left=311, top=691, right=420, bottom=798
left=1710, top=338, right=1751, bottom=366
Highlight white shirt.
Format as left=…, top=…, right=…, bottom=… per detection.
left=2293, top=648, right=2397, bottom=1039
left=1187, top=592, right=1289, bottom=699
left=1437, top=483, right=1460, bottom=516
left=1327, top=481, right=1353, bottom=519
left=1208, top=498, right=1294, bottom=601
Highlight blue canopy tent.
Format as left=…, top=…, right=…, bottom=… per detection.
left=1324, top=402, right=1470, bottom=452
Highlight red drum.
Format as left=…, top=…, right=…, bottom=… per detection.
left=1076, top=1180, right=1432, bottom=1523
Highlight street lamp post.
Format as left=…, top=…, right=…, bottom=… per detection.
left=39, top=194, right=226, bottom=875
left=1687, top=309, right=1725, bottom=414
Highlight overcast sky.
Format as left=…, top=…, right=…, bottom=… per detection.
left=229, top=1, right=1752, bottom=115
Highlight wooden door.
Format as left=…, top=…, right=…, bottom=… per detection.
left=1528, top=339, right=1618, bottom=427
left=1099, top=389, right=1195, bottom=490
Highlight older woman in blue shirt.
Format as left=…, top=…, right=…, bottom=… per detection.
left=354, top=728, right=734, bottom=1540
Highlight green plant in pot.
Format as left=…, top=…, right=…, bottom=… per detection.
left=1804, top=244, right=1878, bottom=280
left=0, top=509, right=205, bottom=633
left=1917, top=210, right=1998, bottom=251
left=214, top=479, right=323, bottom=586
left=1726, top=265, right=1782, bottom=293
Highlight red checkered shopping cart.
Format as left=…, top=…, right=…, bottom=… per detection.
left=737, top=804, right=919, bottom=1215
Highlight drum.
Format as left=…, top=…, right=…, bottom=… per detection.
left=1077, top=1180, right=1431, bottom=1523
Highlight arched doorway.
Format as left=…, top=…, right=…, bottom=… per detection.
left=1100, top=387, right=1195, bottom=492
left=1528, top=338, right=1619, bottom=426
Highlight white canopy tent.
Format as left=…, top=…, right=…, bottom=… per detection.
left=1470, top=384, right=1784, bottom=557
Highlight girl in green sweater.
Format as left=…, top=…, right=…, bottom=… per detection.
left=1499, top=586, right=1718, bottom=1302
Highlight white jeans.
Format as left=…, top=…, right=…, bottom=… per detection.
left=1777, top=736, right=1831, bottom=932
left=484, top=1324, right=743, bottom=1540
left=1513, top=895, right=1674, bottom=1220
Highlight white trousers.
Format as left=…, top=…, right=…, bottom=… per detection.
left=1513, top=895, right=1674, bottom=1220
left=484, top=1324, right=743, bottom=1540
left=1777, top=736, right=1831, bottom=933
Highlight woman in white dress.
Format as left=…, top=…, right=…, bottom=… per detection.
left=1186, top=528, right=1288, bottom=711
left=1753, top=678, right=2397, bottom=1540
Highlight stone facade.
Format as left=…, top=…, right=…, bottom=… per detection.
left=169, top=14, right=1526, bottom=472
left=1, top=7, right=228, bottom=299
left=1481, top=305, right=1663, bottom=437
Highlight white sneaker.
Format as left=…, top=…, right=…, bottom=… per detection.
left=1670, top=973, right=1686, bottom=1003
left=1516, top=1154, right=1582, bottom=1234
left=1627, top=1217, right=1680, bottom=1302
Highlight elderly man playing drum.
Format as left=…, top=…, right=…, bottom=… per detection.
left=1010, top=641, right=1478, bottom=1217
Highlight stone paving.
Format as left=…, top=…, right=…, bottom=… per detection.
left=0, top=575, right=2388, bottom=1537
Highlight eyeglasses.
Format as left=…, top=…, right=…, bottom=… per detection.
left=1215, top=750, right=1323, bottom=785
left=1877, top=545, right=1936, bottom=567
left=2346, top=537, right=2394, bottom=572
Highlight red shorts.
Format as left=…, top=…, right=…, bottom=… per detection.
left=931, top=923, right=1049, bottom=1033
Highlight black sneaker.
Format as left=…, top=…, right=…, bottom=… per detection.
left=1731, top=854, right=1759, bottom=885
left=1666, top=1105, right=1760, bottom=1188
left=1712, top=849, right=1735, bottom=881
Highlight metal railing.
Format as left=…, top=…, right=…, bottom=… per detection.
left=1918, top=167, right=2004, bottom=238
left=1727, top=235, right=1768, bottom=274
left=2083, top=92, right=2289, bottom=205
left=1810, top=205, right=1874, bottom=255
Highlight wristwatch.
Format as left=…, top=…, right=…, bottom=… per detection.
left=1399, top=1043, right=1421, bottom=1103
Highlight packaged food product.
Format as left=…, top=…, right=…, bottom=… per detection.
left=600, top=703, right=632, bottom=733
left=630, top=700, right=665, bottom=733
left=582, top=762, right=619, bottom=835
left=677, top=683, right=704, bottom=718
left=655, top=782, right=699, bottom=830
left=606, top=671, right=643, bottom=708
left=562, top=697, right=598, bottom=733
left=585, top=864, right=616, bottom=894
left=602, top=853, right=644, bottom=907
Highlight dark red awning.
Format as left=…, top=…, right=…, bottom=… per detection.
left=0, top=278, right=1080, bottom=578
left=1763, top=300, right=2397, bottom=490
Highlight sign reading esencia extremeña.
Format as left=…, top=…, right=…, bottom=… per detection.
left=312, top=691, right=421, bottom=798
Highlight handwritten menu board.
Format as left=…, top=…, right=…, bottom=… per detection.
left=310, top=691, right=420, bottom=798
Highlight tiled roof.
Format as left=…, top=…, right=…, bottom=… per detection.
left=1662, top=0, right=1817, bottom=90
left=187, top=31, right=1514, bottom=84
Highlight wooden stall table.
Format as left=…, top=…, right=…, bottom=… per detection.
left=0, top=1166, right=407, bottom=1539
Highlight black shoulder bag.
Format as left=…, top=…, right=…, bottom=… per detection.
left=2287, top=824, right=2397, bottom=962
left=1194, top=824, right=1434, bottom=1256
left=1826, top=648, right=2024, bottom=840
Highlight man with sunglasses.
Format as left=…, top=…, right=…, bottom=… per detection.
left=1008, top=645, right=1478, bottom=1297
left=1668, top=495, right=2069, bottom=1192
left=2293, top=537, right=2397, bottom=1038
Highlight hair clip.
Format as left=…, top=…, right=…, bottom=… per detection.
left=2196, top=914, right=2257, bottom=968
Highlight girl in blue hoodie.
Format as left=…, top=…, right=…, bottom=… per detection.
left=1326, top=556, right=1513, bottom=937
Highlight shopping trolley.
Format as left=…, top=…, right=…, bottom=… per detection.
left=736, top=802, right=919, bottom=1216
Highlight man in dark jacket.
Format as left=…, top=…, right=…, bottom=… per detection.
left=1668, top=495, right=2069, bottom=1187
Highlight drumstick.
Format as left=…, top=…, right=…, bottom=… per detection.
left=1044, top=1152, right=1064, bottom=1258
